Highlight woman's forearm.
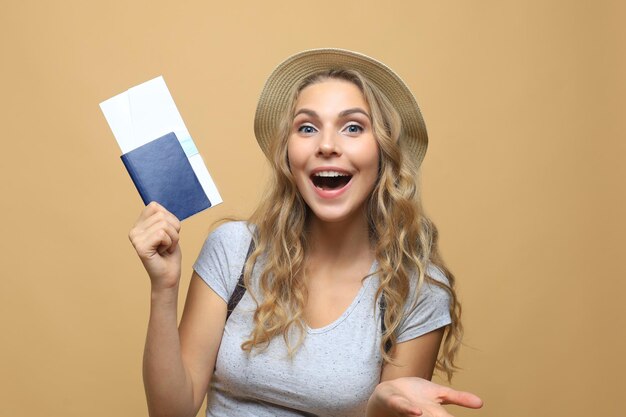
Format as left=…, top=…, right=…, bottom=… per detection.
left=143, top=285, right=195, bottom=417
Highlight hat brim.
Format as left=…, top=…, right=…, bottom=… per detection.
left=254, top=48, right=428, bottom=166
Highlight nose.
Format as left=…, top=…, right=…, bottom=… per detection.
left=316, top=130, right=341, bottom=157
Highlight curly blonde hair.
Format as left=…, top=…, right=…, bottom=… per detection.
left=241, top=69, right=462, bottom=381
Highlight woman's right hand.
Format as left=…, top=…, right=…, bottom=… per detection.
left=128, top=202, right=182, bottom=291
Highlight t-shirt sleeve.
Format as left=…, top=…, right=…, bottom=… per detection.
left=396, top=265, right=452, bottom=343
left=192, top=221, right=253, bottom=303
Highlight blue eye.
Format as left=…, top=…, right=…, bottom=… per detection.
left=298, top=125, right=317, bottom=134
left=344, top=124, right=363, bottom=134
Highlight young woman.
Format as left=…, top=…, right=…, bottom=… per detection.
left=129, top=49, right=483, bottom=417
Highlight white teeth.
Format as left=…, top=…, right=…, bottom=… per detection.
left=313, top=171, right=350, bottom=177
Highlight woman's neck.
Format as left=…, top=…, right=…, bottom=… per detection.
left=306, top=211, right=373, bottom=263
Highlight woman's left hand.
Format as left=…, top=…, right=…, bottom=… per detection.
left=366, top=377, right=483, bottom=417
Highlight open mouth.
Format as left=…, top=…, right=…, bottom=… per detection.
left=311, top=171, right=352, bottom=190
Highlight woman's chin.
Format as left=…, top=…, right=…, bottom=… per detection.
left=307, top=204, right=368, bottom=226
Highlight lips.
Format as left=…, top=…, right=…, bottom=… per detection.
left=310, top=170, right=353, bottom=191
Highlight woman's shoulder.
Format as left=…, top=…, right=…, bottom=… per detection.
left=425, top=263, right=450, bottom=287
left=194, top=220, right=254, bottom=270
left=395, top=263, right=453, bottom=343
left=207, top=220, right=254, bottom=243
left=193, top=221, right=254, bottom=301
left=402, top=263, right=451, bottom=307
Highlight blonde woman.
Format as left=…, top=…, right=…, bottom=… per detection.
left=129, top=49, right=483, bottom=417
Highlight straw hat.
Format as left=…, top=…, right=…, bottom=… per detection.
left=253, top=48, right=428, bottom=166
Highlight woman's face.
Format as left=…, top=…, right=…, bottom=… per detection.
left=287, top=79, right=379, bottom=224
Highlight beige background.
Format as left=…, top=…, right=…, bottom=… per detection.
left=1, top=1, right=624, bottom=416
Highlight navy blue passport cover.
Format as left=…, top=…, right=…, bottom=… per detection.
left=120, top=132, right=211, bottom=220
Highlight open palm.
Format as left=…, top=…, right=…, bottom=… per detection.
left=369, top=377, right=483, bottom=417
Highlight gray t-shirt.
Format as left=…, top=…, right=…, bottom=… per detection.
left=193, top=221, right=451, bottom=417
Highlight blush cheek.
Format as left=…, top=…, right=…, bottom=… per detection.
left=287, top=158, right=309, bottom=199
left=287, top=136, right=310, bottom=170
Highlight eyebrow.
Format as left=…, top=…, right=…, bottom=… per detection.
left=293, top=107, right=371, bottom=120
left=339, top=108, right=371, bottom=119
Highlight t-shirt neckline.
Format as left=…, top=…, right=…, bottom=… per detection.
left=305, top=260, right=378, bottom=334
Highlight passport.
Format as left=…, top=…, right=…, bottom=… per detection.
left=120, top=132, right=211, bottom=220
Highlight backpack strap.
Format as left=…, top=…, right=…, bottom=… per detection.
left=379, top=293, right=392, bottom=354
left=226, top=237, right=255, bottom=321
